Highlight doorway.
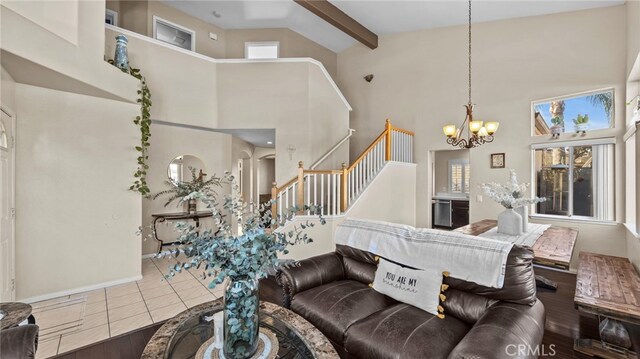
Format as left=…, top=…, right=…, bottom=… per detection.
left=431, top=149, right=470, bottom=230
left=0, top=107, right=15, bottom=301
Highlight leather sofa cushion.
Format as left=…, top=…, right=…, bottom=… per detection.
left=444, top=245, right=537, bottom=305
left=0, top=324, right=39, bottom=359
left=291, top=280, right=397, bottom=344
left=343, top=257, right=376, bottom=284
left=441, top=288, right=498, bottom=324
left=344, top=304, right=470, bottom=359
left=448, top=300, right=546, bottom=359
left=336, top=244, right=378, bottom=265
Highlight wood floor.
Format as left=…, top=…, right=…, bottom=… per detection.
left=53, top=268, right=601, bottom=359
left=51, top=323, right=163, bottom=359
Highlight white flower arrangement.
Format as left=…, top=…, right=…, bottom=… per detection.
left=479, top=170, right=546, bottom=209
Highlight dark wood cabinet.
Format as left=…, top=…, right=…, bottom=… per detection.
left=451, top=200, right=469, bottom=229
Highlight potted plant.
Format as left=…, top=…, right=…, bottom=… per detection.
left=550, top=116, right=564, bottom=137
left=152, top=167, right=222, bottom=214
left=156, top=171, right=324, bottom=359
left=573, top=114, right=589, bottom=133
left=479, top=170, right=546, bottom=235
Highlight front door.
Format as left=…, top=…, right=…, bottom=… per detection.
left=0, top=108, right=15, bottom=301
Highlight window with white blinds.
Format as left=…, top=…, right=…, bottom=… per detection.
left=533, top=139, right=615, bottom=221
left=449, top=160, right=470, bottom=193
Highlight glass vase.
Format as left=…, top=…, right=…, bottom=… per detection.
left=223, top=276, right=260, bottom=359
left=114, top=34, right=129, bottom=71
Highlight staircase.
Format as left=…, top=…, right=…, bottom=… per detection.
left=271, top=119, right=414, bottom=218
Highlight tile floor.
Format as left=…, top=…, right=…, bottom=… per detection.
left=31, top=256, right=225, bottom=359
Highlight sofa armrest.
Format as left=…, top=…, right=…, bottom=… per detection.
left=279, top=252, right=345, bottom=307
left=0, top=324, right=39, bottom=359
left=448, top=300, right=545, bottom=359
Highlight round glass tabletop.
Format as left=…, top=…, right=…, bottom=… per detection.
left=143, top=299, right=338, bottom=359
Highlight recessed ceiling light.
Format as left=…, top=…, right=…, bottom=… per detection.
left=267, top=141, right=273, bottom=145
left=212, top=10, right=221, bottom=18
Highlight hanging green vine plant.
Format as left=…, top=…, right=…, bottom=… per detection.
left=127, top=67, right=152, bottom=197
left=108, top=59, right=152, bottom=196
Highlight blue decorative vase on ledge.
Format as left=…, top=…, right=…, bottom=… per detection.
left=114, top=35, right=129, bottom=71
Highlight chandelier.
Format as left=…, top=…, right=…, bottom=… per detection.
left=442, top=0, right=499, bottom=148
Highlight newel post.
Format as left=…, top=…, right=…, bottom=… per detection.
left=271, top=181, right=278, bottom=216
left=385, top=118, right=392, bottom=161
left=341, top=163, right=348, bottom=213
left=297, top=161, right=305, bottom=213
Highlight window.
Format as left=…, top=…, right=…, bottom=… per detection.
left=449, top=160, right=470, bottom=193
left=105, top=9, right=118, bottom=27
left=245, top=42, right=279, bottom=59
left=533, top=140, right=614, bottom=221
left=153, top=16, right=195, bottom=51
left=625, top=132, right=636, bottom=233
left=532, top=89, right=614, bottom=136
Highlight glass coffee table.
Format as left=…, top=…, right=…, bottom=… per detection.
left=142, top=298, right=338, bottom=359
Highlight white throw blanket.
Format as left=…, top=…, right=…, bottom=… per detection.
left=477, top=223, right=550, bottom=246
left=335, top=218, right=514, bottom=288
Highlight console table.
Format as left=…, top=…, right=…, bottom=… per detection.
left=151, top=211, right=213, bottom=252
left=454, top=219, right=578, bottom=270
left=574, top=252, right=640, bottom=358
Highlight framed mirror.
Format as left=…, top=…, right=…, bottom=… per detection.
left=167, top=155, right=206, bottom=183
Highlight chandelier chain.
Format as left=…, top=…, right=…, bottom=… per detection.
left=468, top=0, right=472, bottom=104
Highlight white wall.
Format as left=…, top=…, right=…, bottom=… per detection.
left=1, top=66, right=16, bottom=110
left=626, top=0, right=640, bottom=271
left=337, top=5, right=628, bottom=270
left=15, top=84, right=141, bottom=301
left=217, top=61, right=350, bottom=184
left=3, top=0, right=79, bottom=46
left=105, top=27, right=219, bottom=129
left=258, top=159, right=275, bottom=195
left=1, top=1, right=138, bottom=103
left=280, top=162, right=417, bottom=260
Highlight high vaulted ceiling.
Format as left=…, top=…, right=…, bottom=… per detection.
left=162, top=1, right=624, bottom=53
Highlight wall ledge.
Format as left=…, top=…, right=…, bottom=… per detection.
left=105, top=24, right=351, bottom=111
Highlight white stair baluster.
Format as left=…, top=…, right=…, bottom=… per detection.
left=333, top=173, right=338, bottom=216
left=313, top=174, right=317, bottom=210
left=320, top=174, right=325, bottom=216
left=306, top=175, right=310, bottom=215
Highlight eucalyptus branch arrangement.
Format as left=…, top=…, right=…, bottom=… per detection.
left=156, top=170, right=324, bottom=284
left=154, top=171, right=324, bottom=358
left=479, top=170, right=546, bottom=209
left=151, top=167, right=223, bottom=207
left=108, top=58, right=152, bottom=196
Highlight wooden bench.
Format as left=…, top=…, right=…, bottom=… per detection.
left=574, top=252, right=640, bottom=358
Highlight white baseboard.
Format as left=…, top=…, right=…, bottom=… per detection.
left=142, top=253, right=157, bottom=259
left=19, top=275, right=143, bottom=304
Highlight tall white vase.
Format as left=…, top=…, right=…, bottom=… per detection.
left=497, top=208, right=523, bottom=236
left=514, top=206, right=529, bottom=232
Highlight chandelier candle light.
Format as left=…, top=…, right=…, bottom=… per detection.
left=442, top=0, right=499, bottom=149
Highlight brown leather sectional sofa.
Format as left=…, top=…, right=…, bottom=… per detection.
left=274, top=244, right=546, bottom=359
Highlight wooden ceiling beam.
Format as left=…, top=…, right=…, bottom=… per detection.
left=294, top=0, right=378, bottom=49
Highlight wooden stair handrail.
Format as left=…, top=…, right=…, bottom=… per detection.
left=272, top=119, right=414, bottom=213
